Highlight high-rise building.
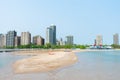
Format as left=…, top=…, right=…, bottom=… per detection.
left=50, top=24, right=56, bottom=45
left=46, top=24, right=56, bottom=45
left=6, top=31, right=17, bottom=47
left=96, top=35, right=103, bottom=46
left=60, top=38, right=63, bottom=45
left=56, top=39, right=60, bottom=45
left=15, top=36, right=21, bottom=47
left=46, top=27, right=52, bottom=44
left=66, top=36, right=73, bottom=45
left=59, top=38, right=65, bottom=45
left=33, top=35, right=44, bottom=45
left=3, top=34, right=6, bottom=47
left=0, top=34, right=4, bottom=48
left=113, top=33, right=119, bottom=45
left=21, top=32, right=31, bottom=45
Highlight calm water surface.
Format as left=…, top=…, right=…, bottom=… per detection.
left=0, top=50, right=120, bottom=80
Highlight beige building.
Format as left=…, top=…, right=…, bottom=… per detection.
left=0, top=34, right=6, bottom=48
left=3, top=34, right=6, bottom=47
left=33, top=36, right=44, bottom=45
left=96, top=35, right=103, bottom=46
left=21, top=32, right=31, bottom=45
left=0, top=34, right=5, bottom=48
left=113, top=33, right=119, bottom=45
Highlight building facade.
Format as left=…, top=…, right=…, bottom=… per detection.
left=113, top=33, right=119, bottom=45
left=66, top=36, right=73, bottom=45
left=21, top=32, right=31, bottom=45
left=15, top=36, right=21, bottom=47
left=0, top=34, right=5, bottom=48
left=96, top=35, right=103, bottom=46
left=6, top=31, right=17, bottom=47
left=46, top=24, right=56, bottom=45
left=3, top=34, right=6, bottom=47
left=33, top=35, right=44, bottom=45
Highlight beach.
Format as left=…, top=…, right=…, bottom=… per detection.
left=13, top=49, right=114, bottom=74
left=13, top=49, right=78, bottom=74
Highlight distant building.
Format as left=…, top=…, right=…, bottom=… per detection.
left=33, top=35, right=44, bottom=45
left=46, top=24, right=56, bottom=45
left=0, top=34, right=5, bottom=48
left=46, top=27, right=53, bottom=44
left=94, top=39, right=97, bottom=46
left=113, top=33, right=119, bottom=45
left=21, top=32, right=31, bottom=45
left=3, top=34, right=6, bottom=47
left=15, top=36, right=21, bottom=47
left=59, top=38, right=65, bottom=45
left=6, top=31, right=17, bottom=47
left=96, top=35, right=103, bottom=46
left=66, top=36, right=73, bottom=45
left=60, top=38, right=63, bottom=45
left=56, top=40, right=60, bottom=45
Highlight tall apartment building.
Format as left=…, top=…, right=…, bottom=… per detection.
left=3, top=34, right=6, bottom=47
left=33, top=35, right=44, bottom=45
left=6, top=31, right=17, bottom=47
left=15, top=36, right=21, bottom=47
left=96, top=35, right=103, bottom=46
left=21, top=32, right=31, bottom=45
left=113, top=33, right=119, bottom=45
left=46, top=24, right=56, bottom=45
left=0, top=34, right=5, bottom=48
left=66, top=36, right=73, bottom=45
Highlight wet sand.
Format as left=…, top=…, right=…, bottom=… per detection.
left=13, top=50, right=78, bottom=74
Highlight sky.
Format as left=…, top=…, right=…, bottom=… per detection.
left=0, top=0, right=120, bottom=45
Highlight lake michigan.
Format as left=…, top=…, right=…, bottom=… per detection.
left=0, top=50, right=120, bottom=80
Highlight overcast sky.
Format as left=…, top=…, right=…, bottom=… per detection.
left=0, top=0, right=120, bottom=44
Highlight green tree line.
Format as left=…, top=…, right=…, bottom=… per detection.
left=111, top=44, right=120, bottom=49
left=5, top=43, right=88, bottom=49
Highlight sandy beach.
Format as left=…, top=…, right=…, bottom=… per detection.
left=13, top=50, right=78, bottom=74
left=13, top=49, right=114, bottom=74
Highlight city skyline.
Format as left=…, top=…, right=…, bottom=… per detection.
left=0, top=0, right=120, bottom=44
left=0, top=29, right=120, bottom=46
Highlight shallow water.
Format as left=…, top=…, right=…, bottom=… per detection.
left=0, top=50, right=120, bottom=80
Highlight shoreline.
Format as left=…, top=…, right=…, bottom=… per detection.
left=12, top=48, right=116, bottom=56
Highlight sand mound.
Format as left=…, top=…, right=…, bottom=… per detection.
left=13, top=51, right=78, bottom=74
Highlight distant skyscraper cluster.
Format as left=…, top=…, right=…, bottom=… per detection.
left=0, top=24, right=74, bottom=48
left=93, top=34, right=120, bottom=46
left=0, top=30, right=45, bottom=48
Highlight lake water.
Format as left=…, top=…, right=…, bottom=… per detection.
left=0, top=50, right=120, bottom=80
